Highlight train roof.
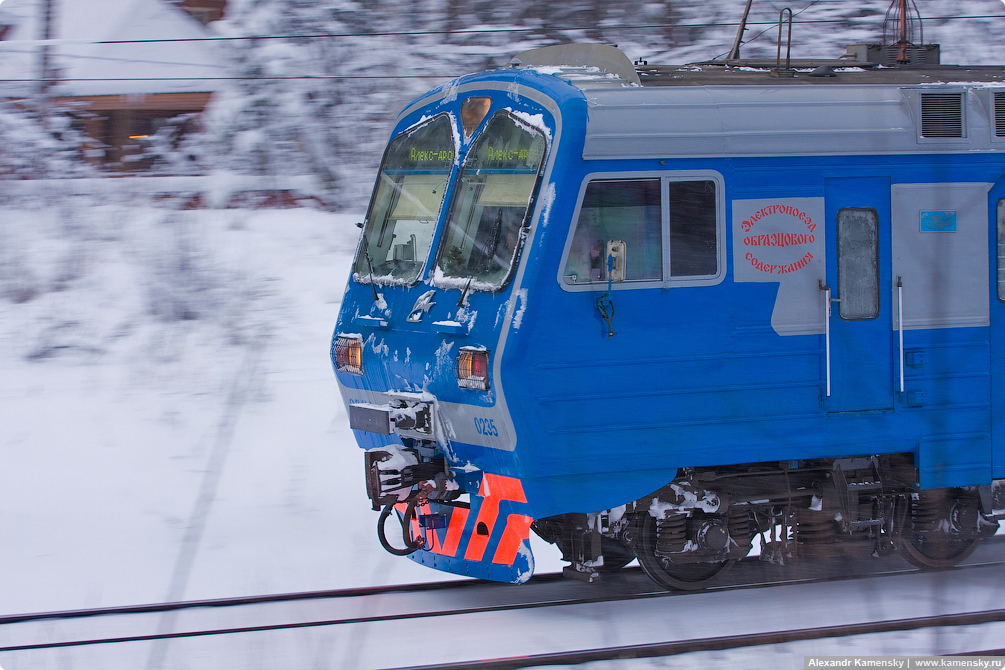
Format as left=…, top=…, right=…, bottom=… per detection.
left=636, top=63, right=1005, bottom=88
left=510, top=43, right=1005, bottom=89
left=506, top=44, right=1005, bottom=160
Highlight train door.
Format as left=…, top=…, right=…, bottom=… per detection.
left=990, top=177, right=1005, bottom=480
left=890, top=181, right=990, bottom=488
left=824, top=177, right=894, bottom=412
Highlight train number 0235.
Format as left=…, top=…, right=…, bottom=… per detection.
left=474, top=417, right=499, bottom=437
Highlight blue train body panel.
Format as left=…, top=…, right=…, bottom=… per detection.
left=332, top=46, right=1005, bottom=583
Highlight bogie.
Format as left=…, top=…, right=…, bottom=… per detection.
left=531, top=456, right=1002, bottom=589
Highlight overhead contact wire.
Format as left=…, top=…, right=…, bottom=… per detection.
left=0, top=13, right=1000, bottom=46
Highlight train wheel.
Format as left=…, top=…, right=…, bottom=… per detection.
left=894, top=491, right=983, bottom=570
left=896, top=526, right=981, bottom=570
left=635, top=513, right=734, bottom=590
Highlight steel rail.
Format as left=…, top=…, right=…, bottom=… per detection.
left=0, top=582, right=646, bottom=653
left=4, top=551, right=1005, bottom=654
left=0, top=553, right=971, bottom=626
left=386, top=609, right=1005, bottom=670
left=0, top=576, right=514, bottom=626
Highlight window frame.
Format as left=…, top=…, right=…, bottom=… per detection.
left=835, top=206, right=881, bottom=321
left=997, top=198, right=1005, bottom=303
left=558, top=170, right=726, bottom=292
left=353, top=112, right=457, bottom=287
left=430, top=109, right=549, bottom=293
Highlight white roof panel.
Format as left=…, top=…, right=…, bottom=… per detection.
left=0, top=0, right=225, bottom=97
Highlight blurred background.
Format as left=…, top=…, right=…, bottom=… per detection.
left=1, top=0, right=1005, bottom=662
left=1, top=0, right=1004, bottom=206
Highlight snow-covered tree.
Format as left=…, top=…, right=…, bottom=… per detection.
left=195, top=0, right=434, bottom=206
left=0, top=100, right=98, bottom=179
left=190, top=0, right=1005, bottom=209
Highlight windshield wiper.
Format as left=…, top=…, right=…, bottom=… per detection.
left=457, top=278, right=473, bottom=307
left=363, top=248, right=380, bottom=303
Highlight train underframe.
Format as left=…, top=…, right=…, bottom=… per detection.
left=363, top=437, right=1005, bottom=589
left=533, top=455, right=1005, bottom=589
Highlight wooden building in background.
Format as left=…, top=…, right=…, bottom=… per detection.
left=0, top=0, right=227, bottom=172
left=170, top=0, right=226, bottom=25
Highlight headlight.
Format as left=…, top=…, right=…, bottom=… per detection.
left=457, top=347, right=489, bottom=390
left=334, top=334, right=364, bottom=375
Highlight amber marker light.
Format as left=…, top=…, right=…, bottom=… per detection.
left=457, top=347, right=490, bottom=390
left=334, top=334, right=364, bottom=375
left=460, top=97, right=491, bottom=138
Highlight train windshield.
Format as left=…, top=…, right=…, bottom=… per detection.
left=434, top=111, right=546, bottom=288
left=354, top=115, right=455, bottom=285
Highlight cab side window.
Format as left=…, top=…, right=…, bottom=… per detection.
left=564, top=179, right=662, bottom=284
left=562, top=175, right=721, bottom=287
left=669, top=180, right=717, bottom=277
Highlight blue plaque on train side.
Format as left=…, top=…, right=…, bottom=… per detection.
left=920, top=210, right=957, bottom=232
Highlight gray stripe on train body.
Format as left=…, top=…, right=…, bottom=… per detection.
left=582, top=85, right=1002, bottom=159
left=891, top=182, right=992, bottom=330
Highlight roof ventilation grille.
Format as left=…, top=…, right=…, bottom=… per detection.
left=920, top=93, right=963, bottom=138
left=995, top=92, right=1005, bottom=137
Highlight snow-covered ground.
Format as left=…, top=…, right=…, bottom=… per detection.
left=4, top=543, right=1005, bottom=669
left=0, top=193, right=565, bottom=619
left=3, top=1, right=1005, bottom=665
left=2, top=181, right=998, bottom=670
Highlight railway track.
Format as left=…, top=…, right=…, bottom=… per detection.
left=3, top=538, right=1005, bottom=668
left=389, top=609, right=1005, bottom=670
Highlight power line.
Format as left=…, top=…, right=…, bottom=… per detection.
left=1, top=14, right=1001, bottom=47
left=89, top=14, right=1005, bottom=44
left=0, top=75, right=459, bottom=83
left=0, top=11, right=998, bottom=79
left=0, top=46, right=228, bottom=70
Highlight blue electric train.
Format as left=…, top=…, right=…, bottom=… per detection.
left=332, top=39, right=1005, bottom=588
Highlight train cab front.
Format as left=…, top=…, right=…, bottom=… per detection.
left=330, top=73, right=564, bottom=583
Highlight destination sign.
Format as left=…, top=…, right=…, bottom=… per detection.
left=483, top=146, right=530, bottom=163
left=409, top=147, right=454, bottom=164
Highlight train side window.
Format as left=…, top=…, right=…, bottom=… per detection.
left=669, top=180, right=718, bottom=277
left=998, top=198, right=1005, bottom=302
left=563, top=179, right=662, bottom=284
left=836, top=207, right=880, bottom=320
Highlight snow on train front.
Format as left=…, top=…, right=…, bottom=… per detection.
left=330, top=67, right=571, bottom=583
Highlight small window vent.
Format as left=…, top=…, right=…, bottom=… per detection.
left=920, top=93, right=964, bottom=138
left=995, top=92, right=1005, bottom=137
